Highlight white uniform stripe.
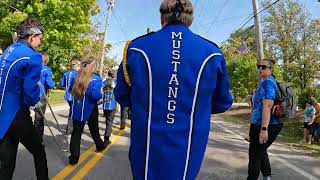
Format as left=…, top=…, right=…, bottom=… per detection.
left=81, top=94, right=86, bottom=122
left=0, top=57, right=30, bottom=111
left=131, top=48, right=152, bottom=180
left=183, top=53, right=222, bottom=180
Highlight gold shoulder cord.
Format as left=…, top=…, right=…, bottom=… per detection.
left=122, top=41, right=132, bottom=86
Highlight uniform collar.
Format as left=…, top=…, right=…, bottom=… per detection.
left=17, top=39, right=36, bottom=51
left=164, top=20, right=188, bottom=28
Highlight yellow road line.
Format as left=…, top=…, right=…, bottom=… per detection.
left=51, top=145, right=95, bottom=180
left=52, top=128, right=120, bottom=180
left=70, top=130, right=126, bottom=179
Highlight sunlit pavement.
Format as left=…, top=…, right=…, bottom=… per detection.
left=12, top=104, right=320, bottom=180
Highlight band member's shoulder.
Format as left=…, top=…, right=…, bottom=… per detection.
left=131, top=32, right=155, bottom=43
left=197, top=35, right=220, bottom=49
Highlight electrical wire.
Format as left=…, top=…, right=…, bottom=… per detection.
left=220, top=0, right=281, bottom=46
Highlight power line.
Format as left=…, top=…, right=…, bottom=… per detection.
left=112, top=9, right=129, bottom=39
left=204, top=0, right=230, bottom=35
left=220, top=0, right=281, bottom=46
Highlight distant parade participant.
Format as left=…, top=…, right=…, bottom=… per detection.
left=114, top=0, right=232, bottom=179
left=102, top=71, right=117, bottom=145
left=120, top=105, right=129, bottom=130
left=34, top=52, right=55, bottom=141
left=0, top=17, right=48, bottom=180
left=68, top=59, right=106, bottom=165
left=59, top=60, right=81, bottom=134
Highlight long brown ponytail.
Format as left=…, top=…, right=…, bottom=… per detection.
left=72, top=60, right=97, bottom=100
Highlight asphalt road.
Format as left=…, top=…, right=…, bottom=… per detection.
left=11, top=104, right=320, bottom=180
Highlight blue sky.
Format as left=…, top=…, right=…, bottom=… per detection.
left=94, top=0, right=320, bottom=63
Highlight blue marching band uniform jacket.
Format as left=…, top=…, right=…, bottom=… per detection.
left=69, top=73, right=102, bottom=122
left=0, top=40, right=42, bottom=139
left=59, top=69, right=77, bottom=101
left=102, top=79, right=117, bottom=110
left=114, top=23, right=233, bottom=180
left=40, top=65, right=55, bottom=98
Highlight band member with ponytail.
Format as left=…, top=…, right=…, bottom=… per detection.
left=69, top=59, right=106, bottom=165
left=59, top=60, right=81, bottom=134
left=0, top=16, right=48, bottom=180
left=115, top=0, right=232, bottom=179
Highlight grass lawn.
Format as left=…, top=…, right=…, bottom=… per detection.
left=222, top=105, right=320, bottom=156
left=48, top=89, right=66, bottom=105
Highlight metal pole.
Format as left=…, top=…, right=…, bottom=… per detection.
left=99, top=0, right=115, bottom=76
left=252, top=0, right=264, bottom=80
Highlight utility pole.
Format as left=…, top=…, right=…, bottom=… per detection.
left=252, top=0, right=264, bottom=80
left=99, top=0, right=115, bottom=76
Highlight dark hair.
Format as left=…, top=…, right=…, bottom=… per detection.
left=16, top=16, right=43, bottom=39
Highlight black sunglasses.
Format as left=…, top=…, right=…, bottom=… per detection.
left=257, top=64, right=271, bottom=70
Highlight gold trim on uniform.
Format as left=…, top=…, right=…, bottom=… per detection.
left=122, top=41, right=132, bottom=86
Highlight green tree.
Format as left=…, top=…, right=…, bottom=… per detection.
left=262, top=0, right=320, bottom=91
left=0, top=0, right=116, bottom=82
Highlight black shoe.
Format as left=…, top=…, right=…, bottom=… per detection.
left=103, top=136, right=111, bottom=147
left=120, top=123, right=125, bottom=130
left=96, top=142, right=107, bottom=152
left=69, top=156, right=79, bottom=165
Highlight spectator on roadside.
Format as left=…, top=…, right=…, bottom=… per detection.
left=309, top=97, right=320, bottom=143
left=303, top=99, right=315, bottom=144
left=247, top=59, right=283, bottom=180
left=114, top=0, right=232, bottom=179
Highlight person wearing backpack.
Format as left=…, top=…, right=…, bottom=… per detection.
left=247, top=59, right=283, bottom=180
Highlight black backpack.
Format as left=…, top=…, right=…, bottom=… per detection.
left=272, top=82, right=297, bottom=122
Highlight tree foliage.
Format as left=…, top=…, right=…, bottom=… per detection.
left=0, top=0, right=116, bottom=82
left=262, top=0, right=320, bottom=90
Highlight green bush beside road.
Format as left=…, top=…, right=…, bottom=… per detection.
left=48, top=89, right=66, bottom=105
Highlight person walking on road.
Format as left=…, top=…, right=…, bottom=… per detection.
left=34, top=52, right=55, bottom=141
left=59, top=60, right=81, bottom=135
left=120, top=106, right=129, bottom=130
left=247, top=59, right=283, bottom=180
left=68, top=59, right=106, bottom=165
left=102, top=71, right=117, bottom=146
left=114, top=0, right=232, bottom=179
left=0, top=16, right=49, bottom=180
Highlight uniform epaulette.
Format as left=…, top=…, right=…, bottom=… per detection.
left=123, top=32, right=155, bottom=87
left=122, top=41, right=132, bottom=86
left=131, top=32, right=155, bottom=43
left=197, top=35, right=220, bottom=49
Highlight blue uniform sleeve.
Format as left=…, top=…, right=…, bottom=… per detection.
left=261, top=79, right=276, bottom=100
left=114, top=63, right=131, bottom=106
left=59, top=73, right=66, bottom=88
left=88, top=79, right=102, bottom=102
left=211, top=55, right=233, bottom=114
left=45, top=67, right=55, bottom=89
left=23, top=53, right=42, bottom=106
